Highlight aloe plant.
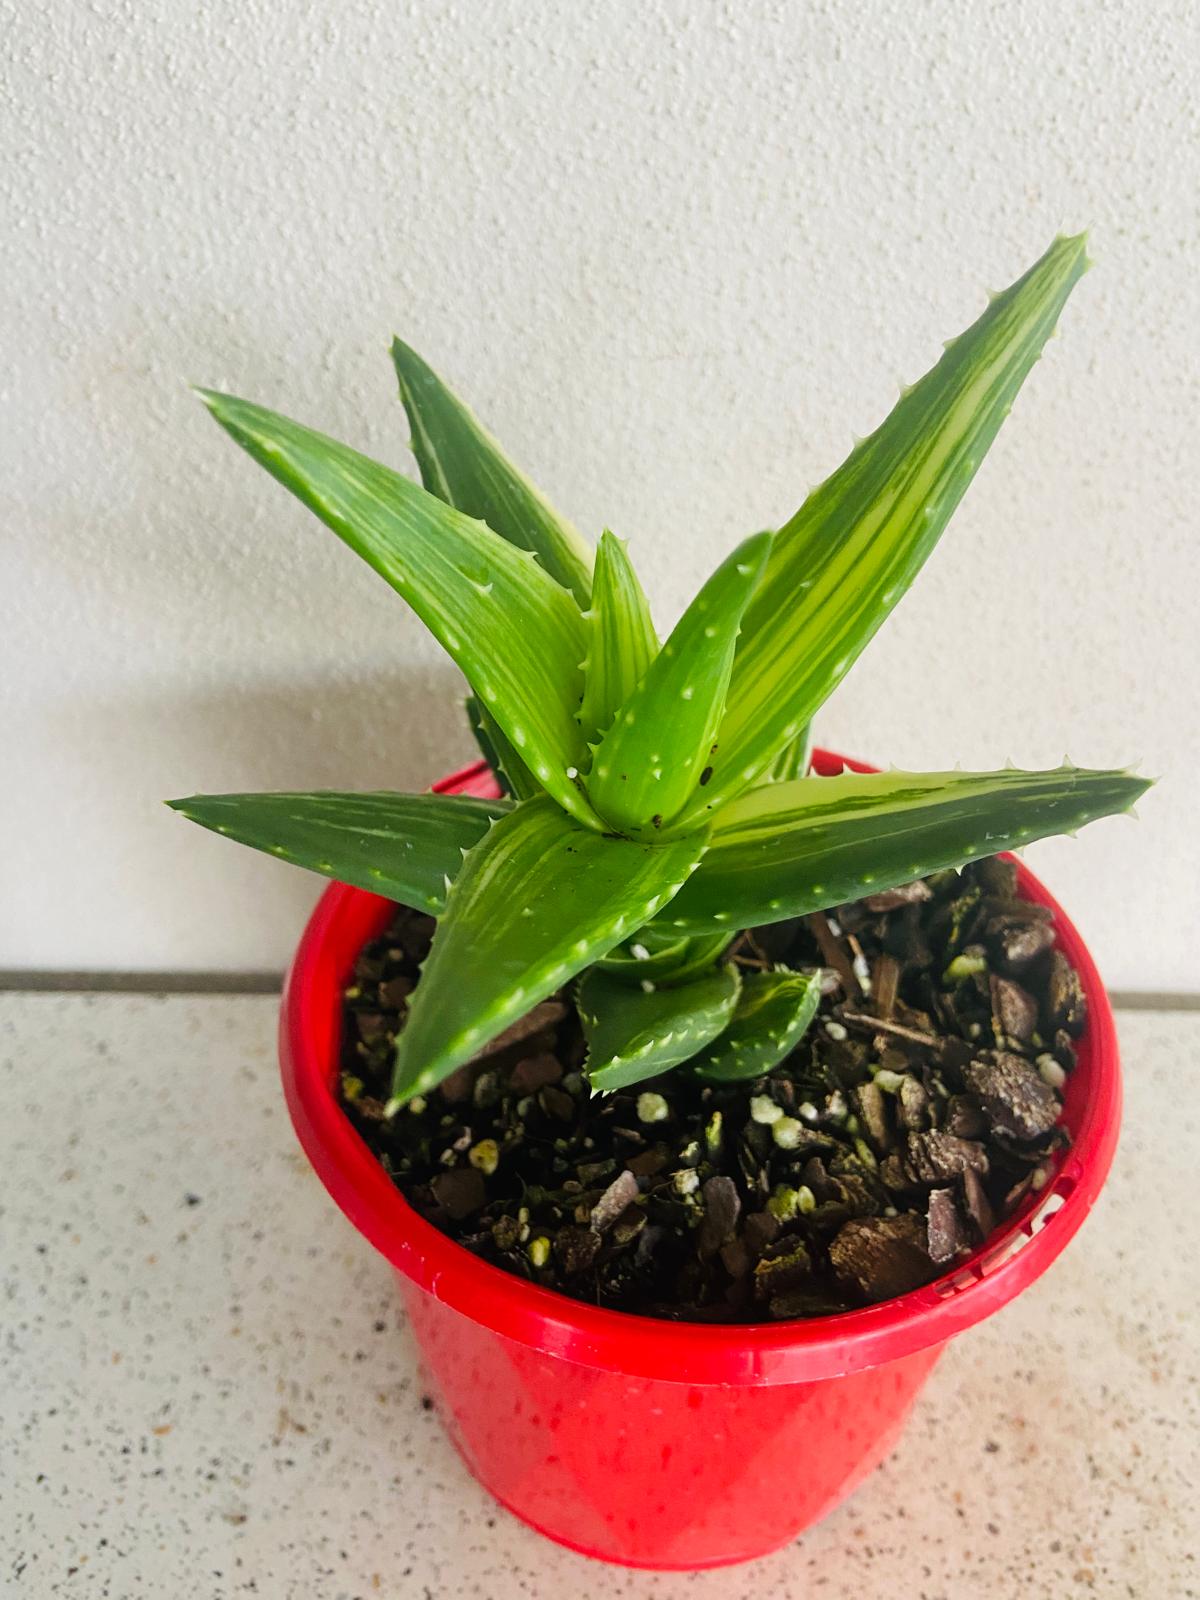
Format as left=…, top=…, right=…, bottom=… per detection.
left=171, top=234, right=1148, bottom=1114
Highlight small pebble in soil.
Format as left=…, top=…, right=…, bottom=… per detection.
left=468, top=1139, right=499, bottom=1175
left=637, top=1092, right=670, bottom=1124
left=750, top=1095, right=784, bottom=1125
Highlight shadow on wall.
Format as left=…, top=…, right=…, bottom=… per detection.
left=146, top=669, right=471, bottom=793
left=42, top=665, right=473, bottom=971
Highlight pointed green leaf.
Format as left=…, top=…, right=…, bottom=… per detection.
left=579, top=531, right=659, bottom=744
left=691, top=967, right=822, bottom=1081
left=464, top=695, right=539, bottom=801
left=391, top=339, right=593, bottom=605
left=390, top=795, right=709, bottom=1105
left=586, top=530, right=773, bottom=833
left=197, top=390, right=598, bottom=829
left=680, top=235, right=1091, bottom=823
left=166, top=790, right=508, bottom=913
left=580, top=964, right=742, bottom=1092
left=660, top=764, right=1150, bottom=933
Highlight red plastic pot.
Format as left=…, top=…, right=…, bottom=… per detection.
left=279, top=750, right=1120, bottom=1570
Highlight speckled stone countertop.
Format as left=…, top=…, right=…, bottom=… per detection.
left=3, top=996, right=1196, bottom=1597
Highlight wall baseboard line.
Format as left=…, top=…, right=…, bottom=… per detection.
left=0, top=973, right=1197, bottom=1012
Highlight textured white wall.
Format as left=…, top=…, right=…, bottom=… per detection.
left=3, top=0, right=1197, bottom=990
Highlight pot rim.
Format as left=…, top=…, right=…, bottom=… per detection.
left=279, top=752, right=1121, bottom=1385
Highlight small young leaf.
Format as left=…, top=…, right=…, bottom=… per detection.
left=691, top=967, right=822, bottom=1081
left=660, top=764, right=1150, bottom=933
left=464, top=695, right=539, bottom=800
left=166, top=790, right=508, bottom=913
left=580, top=964, right=742, bottom=1092
left=595, top=929, right=732, bottom=983
left=586, top=530, right=772, bottom=833
left=682, top=235, right=1091, bottom=821
left=390, top=795, right=709, bottom=1105
left=579, top=531, right=659, bottom=744
left=196, top=390, right=598, bottom=829
left=391, top=338, right=594, bottom=605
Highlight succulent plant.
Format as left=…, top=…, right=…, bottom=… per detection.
left=171, top=234, right=1148, bottom=1113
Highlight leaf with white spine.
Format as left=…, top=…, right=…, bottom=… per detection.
left=579, top=531, right=659, bottom=744
left=389, top=795, right=708, bottom=1106
left=691, top=967, right=822, bottom=1081
left=166, top=790, right=508, bottom=913
left=660, top=764, right=1150, bottom=933
left=587, top=530, right=772, bottom=833
left=197, top=390, right=598, bottom=829
left=391, top=338, right=594, bottom=604
left=678, top=235, right=1092, bottom=824
left=580, top=965, right=742, bottom=1092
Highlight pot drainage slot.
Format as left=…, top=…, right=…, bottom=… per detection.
left=931, top=1166, right=1080, bottom=1297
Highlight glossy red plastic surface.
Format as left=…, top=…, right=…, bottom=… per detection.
left=279, top=751, right=1121, bottom=1569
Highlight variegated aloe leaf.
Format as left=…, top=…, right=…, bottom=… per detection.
left=691, top=967, right=822, bottom=1081
left=738, top=531, right=811, bottom=786
left=464, top=694, right=539, bottom=800
left=197, top=391, right=598, bottom=830
left=580, top=964, right=742, bottom=1092
left=166, top=790, right=507, bottom=913
left=391, top=339, right=593, bottom=605
left=660, top=764, right=1149, bottom=933
left=389, top=795, right=708, bottom=1106
left=587, top=530, right=772, bottom=833
left=579, top=531, right=659, bottom=745
left=678, top=235, right=1091, bottom=824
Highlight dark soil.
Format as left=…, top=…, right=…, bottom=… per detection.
left=338, top=856, right=1086, bottom=1321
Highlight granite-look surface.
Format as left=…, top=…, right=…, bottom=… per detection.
left=2, top=995, right=1195, bottom=1597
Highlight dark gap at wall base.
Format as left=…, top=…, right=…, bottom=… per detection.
left=1101, top=992, right=1200, bottom=1012
left=0, top=973, right=1197, bottom=1011
left=0, top=970, right=284, bottom=994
